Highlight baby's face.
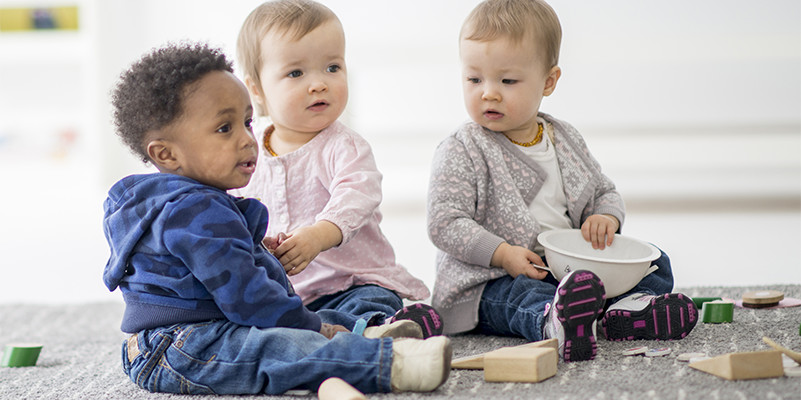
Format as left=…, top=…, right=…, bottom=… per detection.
left=161, top=71, right=257, bottom=190
left=460, top=36, right=557, bottom=140
left=254, top=19, right=348, bottom=137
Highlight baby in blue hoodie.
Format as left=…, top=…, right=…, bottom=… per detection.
left=102, top=42, right=451, bottom=396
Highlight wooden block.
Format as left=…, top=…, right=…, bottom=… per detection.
left=451, top=338, right=558, bottom=370
left=318, top=377, right=366, bottom=400
left=484, top=347, right=557, bottom=383
left=689, top=350, right=783, bottom=380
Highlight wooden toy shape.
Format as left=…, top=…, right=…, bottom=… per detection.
left=318, top=377, right=366, bottom=400
left=483, top=347, right=557, bottom=383
left=691, top=296, right=722, bottom=309
left=450, top=352, right=485, bottom=370
left=451, top=338, right=558, bottom=370
left=762, top=337, right=801, bottom=364
left=701, top=300, right=734, bottom=323
left=742, top=290, right=784, bottom=308
left=1, top=343, right=43, bottom=367
left=689, top=350, right=783, bottom=380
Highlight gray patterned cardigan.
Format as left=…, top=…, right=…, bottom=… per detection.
left=426, top=113, right=626, bottom=335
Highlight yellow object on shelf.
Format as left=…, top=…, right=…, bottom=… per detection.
left=0, top=6, right=79, bottom=32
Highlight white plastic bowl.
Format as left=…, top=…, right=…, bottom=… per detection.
left=537, top=229, right=660, bottom=297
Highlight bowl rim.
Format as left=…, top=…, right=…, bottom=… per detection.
left=537, top=229, right=660, bottom=265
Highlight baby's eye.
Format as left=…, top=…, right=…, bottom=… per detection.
left=244, top=118, right=253, bottom=131
left=216, top=124, right=231, bottom=133
left=327, top=64, right=341, bottom=73
left=501, top=78, right=518, bottom=84
left=467, top=77, right=481, bottom=84
left=288, top=70, right=303, bottom=78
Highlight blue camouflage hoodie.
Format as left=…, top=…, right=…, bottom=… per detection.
left=102, top=173, right=321, bottom=333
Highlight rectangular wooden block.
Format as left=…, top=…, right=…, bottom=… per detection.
left=689, top=350, right=783, bottom=380
left=483, top=347, right=557, bottom=383
left=451, top=338, right=557, bottom=370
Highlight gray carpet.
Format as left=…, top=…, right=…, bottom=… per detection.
left=2, top=285, right=800, bottom=399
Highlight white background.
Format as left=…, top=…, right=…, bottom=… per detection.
left=0, top=0, right=799, bottom=304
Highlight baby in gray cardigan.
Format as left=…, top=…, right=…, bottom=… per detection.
left=427, top=0, right=697, bottom=362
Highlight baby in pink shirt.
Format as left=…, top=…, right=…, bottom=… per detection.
left=232, top=0, right=442, bottom=338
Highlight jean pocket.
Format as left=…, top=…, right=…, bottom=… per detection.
left=149, top=357, right=216, bottom=395
left=143, top=324, right=218, bottom=394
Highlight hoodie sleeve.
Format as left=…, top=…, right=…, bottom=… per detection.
left=162, top=192, right=321, bottom=331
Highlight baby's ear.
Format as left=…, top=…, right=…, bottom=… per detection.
left=146, top=137, right=180, bottom=172
left=543, top=66, right=562, bottom=97
left=244, top=76, right=266, bottom=109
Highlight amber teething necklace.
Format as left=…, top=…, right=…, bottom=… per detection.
left=506, top=123, right=543, bottom=147
left=263, top=126, right=278, bottom=157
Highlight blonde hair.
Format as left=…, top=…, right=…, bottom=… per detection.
left=461, top=0, right=562, bottom=69
left=237, top=0, right=338, bottom=116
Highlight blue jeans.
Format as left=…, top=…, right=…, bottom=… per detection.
left=477, top=249, right=675, bottom=341
left=606, top=248, right=674, bottom=307
left=477, top=273, right=561, bottom=342
left=122, top=320, right=393, bottom=395
left=306, top=285, right=403, bottom=330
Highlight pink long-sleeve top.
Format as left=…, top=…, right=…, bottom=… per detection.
left=232, top=120, right=430, bottom=304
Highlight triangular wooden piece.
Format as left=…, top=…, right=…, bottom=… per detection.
left=689, top=350, right=783, bottom=380
left=451, top=353, right=485, bottom=369
left=451, top=338, right=558, bottom=370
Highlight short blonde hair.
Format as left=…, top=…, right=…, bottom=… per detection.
left=461, top=0, right=562, bottom=69
left=237, top=0, right=338, bottom=116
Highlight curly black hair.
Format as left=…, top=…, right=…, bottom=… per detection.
left=111, top=42, right=234, bottom=163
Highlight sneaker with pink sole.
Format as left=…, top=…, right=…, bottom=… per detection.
left=601, top=292, right=698, bottom=341
left=543, top=270, right=607, bottom=362
left=390, top=303, right=444, bottom=338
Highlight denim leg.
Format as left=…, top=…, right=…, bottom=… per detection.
left=477, top=275, right=560, bottom=342
left=607, top=247, right=675, bottom=306
left=306, top=285, right=403, bottom=329
left=122, top=321, right=393, bottom=395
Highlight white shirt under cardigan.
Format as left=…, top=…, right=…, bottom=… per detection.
left=427, top=113, right=625, bottom=335
left=231, top=119, right=429, bottom=304
left=518, top=119, right=573, bottom=256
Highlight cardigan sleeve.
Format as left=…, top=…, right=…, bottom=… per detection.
left=427, top=136, right=505, bottom=268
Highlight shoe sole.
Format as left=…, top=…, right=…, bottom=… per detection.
left=556, top=271, right=606, bottom=362
left=378, top=320, right=424, bottom=339
left=393, top=303, right=444, bottom=338
left=601, top=293, right=698, bottom=341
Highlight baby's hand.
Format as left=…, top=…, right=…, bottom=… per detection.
left=262, top=232, right=289, bottom=252
left=273, top=226, right=322, bottom=276
left=319, top=323, right=349, bottom=339
left=581, top=214, right=619, bottom=250
left=492, top=243, right=549, bottom=280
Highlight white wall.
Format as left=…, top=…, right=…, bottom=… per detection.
left=0, top=0, right=798, bottom=303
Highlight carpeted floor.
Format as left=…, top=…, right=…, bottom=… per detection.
left=1, top=285, right=799, bottom=399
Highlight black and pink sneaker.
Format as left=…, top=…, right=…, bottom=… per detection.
left=543, top=270, right=607, bottom=362
left=391, top=303, right=444, bottom=338
left=600, top=293, right=698, bottom=341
